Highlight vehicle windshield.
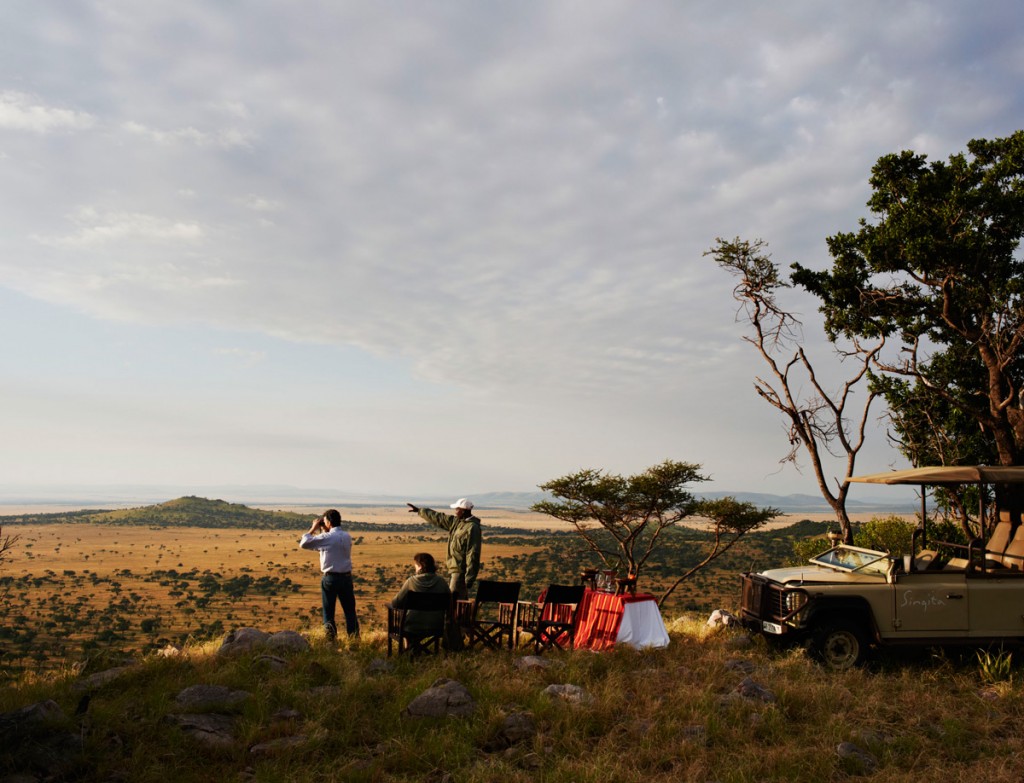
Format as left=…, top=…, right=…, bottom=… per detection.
left=810, top=545, right=891, bottom=576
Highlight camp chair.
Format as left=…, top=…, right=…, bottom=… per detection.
left=517, top=583, right=585, bottom=653
left=386, top=591, right=452, bottom=657
left=456, top=580, right=521, bottom=650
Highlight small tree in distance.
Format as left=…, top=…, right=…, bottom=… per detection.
left=533, top=461, right=708, bottom=582
left=533, top=461, right=779, bottom=607
left=658, top=496, right=780, bottom=606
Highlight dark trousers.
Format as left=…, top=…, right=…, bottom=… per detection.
left=321, top=572, right=359, bottom=639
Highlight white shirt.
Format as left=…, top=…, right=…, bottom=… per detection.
left=299, top=526, right=353, bottom=574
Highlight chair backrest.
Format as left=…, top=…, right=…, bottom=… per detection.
left=474, top=580, right=521, bottom=605
left=400, top=591, right=452, bottom=612
left=542, top=584, right=585, bottom=607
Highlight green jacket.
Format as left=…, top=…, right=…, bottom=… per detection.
left=418, top=508, right=482, bottom=588
left=390, top=573, right=451, bottom=636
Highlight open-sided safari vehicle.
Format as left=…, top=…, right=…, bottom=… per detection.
left=740, top=466, right=1024, bottom=670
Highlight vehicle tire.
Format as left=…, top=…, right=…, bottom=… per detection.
left=811, top=620, right=867, bottom=671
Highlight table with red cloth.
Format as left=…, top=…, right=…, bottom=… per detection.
left=573, top=588, right=670, bottom=651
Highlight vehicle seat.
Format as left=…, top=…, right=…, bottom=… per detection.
left=914, top=550, right=940, bottom=571
left=982, top=514, right=1014, bottom=570
left=1001, top=526, right=1024, bottom=571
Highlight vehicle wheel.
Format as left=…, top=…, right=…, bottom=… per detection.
left=812, top=621, right=867, bottom=671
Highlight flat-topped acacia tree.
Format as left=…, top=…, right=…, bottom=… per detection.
left=533, top=460, right=779, bottom=606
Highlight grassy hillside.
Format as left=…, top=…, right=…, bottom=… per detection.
left=0, top=497, right=530, bottom=533
left=2, top=623, right=1022, bottom=782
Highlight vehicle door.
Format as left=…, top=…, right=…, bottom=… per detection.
left=892, top=571, right=968, bottom=633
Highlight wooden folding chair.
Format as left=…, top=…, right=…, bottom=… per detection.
left=517, top=584, right=585, bottom=653
left=456, top=580, right=521, bottom=650
left=386, top=591, right=452, bottom=657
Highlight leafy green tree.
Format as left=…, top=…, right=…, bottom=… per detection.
left=533, top=460, right=709, bottom=581
left=792, top=131, right=1024, bottom=484
left=534, top=461, right=778, bottom=605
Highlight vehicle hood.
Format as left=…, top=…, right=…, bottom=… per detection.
left=757, top=565, right=884, bottom=584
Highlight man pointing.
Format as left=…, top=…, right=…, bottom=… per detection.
left=407, top=498, right=482, bottom=600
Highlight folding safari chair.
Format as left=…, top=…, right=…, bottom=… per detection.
left=517, top=583, right=585, bottom=653
left=456, top=580, right=521, bottom=650
left=386, top=591, right=452, bottom=657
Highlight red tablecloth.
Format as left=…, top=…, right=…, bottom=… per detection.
left=573, top=588, right=665, bottom=650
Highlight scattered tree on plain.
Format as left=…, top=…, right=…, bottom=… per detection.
left=533, top=460, right=777, bottom=606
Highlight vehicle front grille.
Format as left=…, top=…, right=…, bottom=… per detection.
left=740, top=573, right=786, bottom=621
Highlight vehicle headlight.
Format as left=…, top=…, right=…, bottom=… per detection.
left=784, top=591, right=807, bottom=613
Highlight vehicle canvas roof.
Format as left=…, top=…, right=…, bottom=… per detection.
left=848, top=466, right=1024, bottom=485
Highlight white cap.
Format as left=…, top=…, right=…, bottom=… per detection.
left=450, top=498, right=474, bottom=510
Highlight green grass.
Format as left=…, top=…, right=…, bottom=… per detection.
left=4, top=620, right=1024, bottom=782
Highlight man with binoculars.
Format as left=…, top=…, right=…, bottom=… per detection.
left=299, top=509, right=359, bottom=641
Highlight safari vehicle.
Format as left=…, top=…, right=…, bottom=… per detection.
left=740, top=466, right=1024, bottom=670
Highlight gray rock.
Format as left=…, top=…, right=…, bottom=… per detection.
left=837, top=741, right=878, bottom=774
left=271, top=708, right=303, bottom=722
left=735, top=677, right=776, bottom=703
left=514, top=656, right=552, bottom=671
left=404, top=678, right=476, bottom=718
left=707, top=609, right=738, bottom=627
left=483, top=711, right=537, bottom=751
left=542, top=684, right=593, bottom=705
left=255, top=654, right=289, bottom=671
left=0, top=699, right=64, bottom=726
left=367, top=658, right=394, bottom=675
left=265, top=630, right=310, bottom=653
left=166, top=713, right=238, bottom=748
left=175, top=684, right=252, bottom=712
left=72, top=665, right=135, bottom=692
left=724, top=659, right=755, bottom=674
left=249, top=734, right=309, bottom=757
left=217, top=627, right=271, bottom=656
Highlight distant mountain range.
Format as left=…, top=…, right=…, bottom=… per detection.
left=0, top=484, right=918, bottom=513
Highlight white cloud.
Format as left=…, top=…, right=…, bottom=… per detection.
left=0, top=0, right=1021, bottom=494
left=0, top=91, right=95, bottom=133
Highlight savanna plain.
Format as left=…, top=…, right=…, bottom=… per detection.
left=5, top=503, right=1024, bottom=782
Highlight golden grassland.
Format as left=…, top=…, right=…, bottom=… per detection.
left=4, top=519, right=544, bottom=658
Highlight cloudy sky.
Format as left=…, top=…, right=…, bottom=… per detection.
left=1, top=1, right=1021, bottom=503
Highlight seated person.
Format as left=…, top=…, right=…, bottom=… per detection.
left=390, top=553, right=452, bottom=636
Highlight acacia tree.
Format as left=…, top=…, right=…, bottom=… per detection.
left=659, top=496, right=779, bottom=606
left=0, top=526, right=17, bottom=568
left=792, top=131, right=1024, bottom=520
left=533, top=460, right=777, bottom=606
left=707, top=237, right=883, bottom=543
left=533, top=461, right=708, bottom=580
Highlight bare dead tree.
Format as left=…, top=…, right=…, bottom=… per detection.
left=707, top=237, right=884, bottom=543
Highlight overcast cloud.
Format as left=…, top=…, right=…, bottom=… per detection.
left=1, top=1, right=1022, bottom=500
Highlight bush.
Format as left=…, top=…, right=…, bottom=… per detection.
left=853, top=515, right=916, bottom=557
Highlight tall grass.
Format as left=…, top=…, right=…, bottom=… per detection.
left=3, top=619, right=1024, bottom=782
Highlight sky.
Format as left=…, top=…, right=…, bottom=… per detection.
left=1, top=1, right=1022, bottom=503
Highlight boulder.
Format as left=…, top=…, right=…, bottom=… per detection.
left=175, top=684, right=252, bottom=712
left=514, top=656, right=552, bottom=671
left=165, top=713, right=237, bottom=748
left=217, top=627, right=271, bottom=656
left=707, top=609, right=738, bottom=627
left=265, top=630, right=310, bottom=653
left=542, top=684, right=593, bottom=705
left=72, top=665, right=135, bottom=692
left=249, top=735, right=309, bottom=757
left=404, top=678, right=475, bottom=719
